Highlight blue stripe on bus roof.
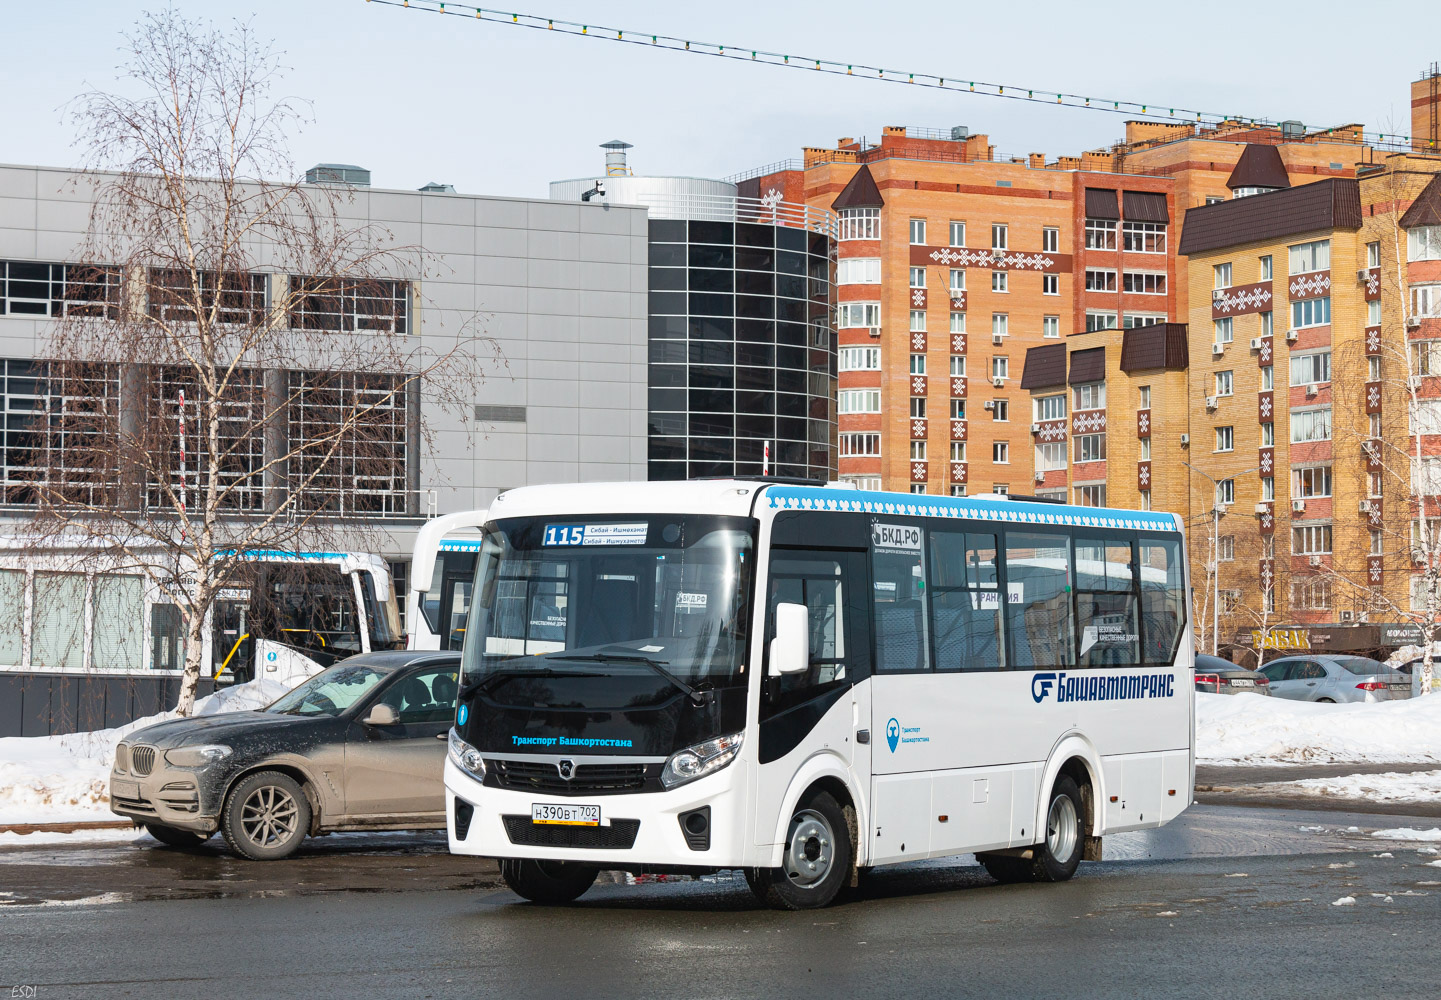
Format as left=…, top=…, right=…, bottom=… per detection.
left=763, top=486, right=1179, bottom=532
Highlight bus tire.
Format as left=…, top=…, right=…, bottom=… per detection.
left=978, top=853, right=1033, bottom=884
left=749, top=790, right=853, bottom=910
left=500, top=859, right=599, bottom=904
left=1029, top=774, right=1084, bottom=882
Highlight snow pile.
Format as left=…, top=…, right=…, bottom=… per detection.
left=0, top=678, right=291, bottom=828
left=1196, top=691, right=1441, bottom=764
left=1265, top=770, right=1441, bottom=804
left=1371, top=827, right=1441, bottom=842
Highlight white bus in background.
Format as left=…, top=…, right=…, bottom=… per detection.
left=443, top=480, right=1194, bottom=909
left=406, top=509, right=489, bottom=651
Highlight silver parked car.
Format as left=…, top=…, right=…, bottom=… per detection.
left=1257, top=655, right=1412, bottom=703
left=1194, top=653, right=1271, bottom=695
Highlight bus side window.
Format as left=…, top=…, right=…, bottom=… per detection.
left=764, top=553, right=852, bottom=717
left=928, top=530, right=1005, bottom=670
left=1139, top=537, right=1185, bottom=665
left=871, top=534, right=930, bottom=673
left=1074, top=537, right=1140, bottom=666
left=1004, top=531, right=1075, bottom=669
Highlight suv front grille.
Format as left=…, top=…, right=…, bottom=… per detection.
left=114, top=744, right=131, bottom=772
left=131, top=746, right=157, bottom=776
left=488, top=759, right=652, bottom=796
left=502, top=815, right=640, bottom=849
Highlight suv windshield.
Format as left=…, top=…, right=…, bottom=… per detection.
left=266, top=662, right=389, bottom=716
left=460, top=515, right=756, bottom=694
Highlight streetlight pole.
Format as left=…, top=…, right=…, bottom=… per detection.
left=1182, top=462, right=1260, bottom=657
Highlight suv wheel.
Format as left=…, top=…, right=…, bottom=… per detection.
left=221, top=771, right=311, bottom=861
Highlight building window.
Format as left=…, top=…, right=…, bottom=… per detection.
left=1215, top=370, right=1233, bottom=396
left=1214, top=317, right=1233, bottom=344
left=1291, top=407, right=1332, bottom=443
left=992, top=313, right=1008, bottom=337
left=1074, top=484, right=1106, bottom=507
left=0, top=261, right=122, bottom=318
left=1370, top=472, right=1383, bottom=498
left=1086, top=312, right=1118, bottom=332
left=1218, top=535, right=1235, bottom=561
left=951, top=441, right=967, bottom=462
left=1408, top=226, right=1441, bottom=262
left=1260, top=311, right=1273, bottom=338
left=838, top=301, right=881, bottom=328
left=1288, top=239, right=1331, bottom=274
left=1213, top=263, right=1232, bottom=289
left=909, top=219, right=927, bottom=245
left=951, top=484, right=968, bottom=497
left=1258, top=365, right=1272, bottom=391
left=992, top=271, right=1008, bottom=293
left=1260, top=254, right=1274, bottom=280
left=910, top=309, right=927, bottom=332
left=993, top=441, right=1009, bottom=463
left=1138, top=386, right=1151, bottom=409
left=992, top=484, right=1010, bottom=495
left=949, top=221, right=966, bottom=247
left=1261, top=476, right=1274, bottom=500
left=839, top=346, right=881, bottom=371
left=1085, top=269, right=1117, bottom=292
left=1368, top=299, right=1382, bottom=326
left=1413, top=284, right=1441, bottom=318
left=1042, top=227, right=1059, bottom=253
left=1085, top=220, right=1116, bottom=250
left=911, top=484, right=927, bottom=495
left=1139, top=490, right=1152, bottom=511
left=911, top=440, right=928, bottom=461
left=1140, top=438, right=1151, bottom=460
left=840, top=432, right=881, bottom=456
left=1415, top=341, right=1441, bottom=375
left=991, top=224, right=1008, bottom=251
left=1122, top=221, right=1166, bottom=253
left=1035, top=440, right=1066, bottom=471
left=910, top=266, right=926, bottom=289
left=950, top=355, right=966, bottom=376
left=287, top=370, right=411, bottom=513
left=1369, top=355, right=1382, bottom=381
left=993, top=399, right=1009, bottom=422
left=1042, top=274, right=1059, bottom=296
left=838, top=389, right=881, bottom=413
left=1370, top=412, right=1382, bottom=437
left=837, top=258, right=882, bottom=284
left=1034, top=393, right=1066, bottom=421
left=950, top=312, right=966, bottom=333
left=1371, top=529, right=1383, bottom=555
left=1205, top=196, right=1225, bottom=206
left=1122, top=313, right=1167, bottom=329
left=839, top=208, right=880, bottom=241
left=910, top=354, right=927, bottom=375
left=910, top=396, right=927, bottom=419
left=1216, top=478, right=1235, bottom=505
left=1293, top=577, right=1331, bottom=610
left=1043, top=315, right=1060, bottom=338
left=1290, top=297, right=1331, bottom=329
left=289, top=276, right=407, bottom=333
left=951, top=399, right=966, bottom=420
left=844, top=475, right=882, bottom=491
left=1073, top=382, right=1106, bottom=410
left=1215, top=426, right=1234, bottom=452
left=1261, top=421, right=1274, bottom=446
left=1294, top=466, right=1332, bottom=498
left=1123, top=271, right=1166, bottom=294
left=991, top=356, right=1009, bottom=379
left=1074, top=433, right=1106, bottom=463
left=1292, top=524, right=1333, bottom=555
left=950, top=268, right=965, bottom=293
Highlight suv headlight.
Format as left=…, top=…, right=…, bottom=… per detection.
left=660, top=732, right=743, bottom=790
left=163, top=744, right=232, bottom=768
left=448, top=728, right=486, bottom=780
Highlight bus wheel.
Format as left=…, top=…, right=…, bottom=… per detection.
left=749, top=790, right=853, bottom=910
left=978, top=853, right=1033, bottom=884
left=500, top=859, right=599, bottom=904
left=1030, top=775, right=1084, bottom=882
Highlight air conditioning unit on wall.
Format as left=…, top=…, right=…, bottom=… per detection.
left=1292, top=499, right=1306, bottom=513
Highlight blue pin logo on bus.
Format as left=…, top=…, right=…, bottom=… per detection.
left=457, top=704, right=468, bottom=726
left=886, top=717, right=900, bottom=753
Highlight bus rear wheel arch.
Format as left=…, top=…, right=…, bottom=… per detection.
left=747, top=785, right=856, bottom=910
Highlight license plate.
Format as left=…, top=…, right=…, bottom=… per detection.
left=112, top=780, right=140, bottom=800
left=532, top=803, right=600, bottom=826
left=1228, top=679, right=1255, bottom=687
left=1391, top=684, right=1410, bottom=691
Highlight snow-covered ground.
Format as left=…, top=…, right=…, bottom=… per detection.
left=1370, top=826, right=1441, bottom=842
left=0, top=679, right=289, bottom=829
left=1196, top=691, right=1441, bottom=765
left=1258, top=770, right=1441, bottom=804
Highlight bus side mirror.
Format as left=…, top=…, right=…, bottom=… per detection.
left=769, top=603, right=810, bottom=677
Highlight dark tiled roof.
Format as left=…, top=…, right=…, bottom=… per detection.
left=1123, top=190, right=1169, bottom=224
left=831, top=165, right=883, bottom=210
left=1020, top=343, right=1068, bottom=390
left=1120, top=323, right=1189, bottom=372
left=1225, top=144, right=1291, bottom=191
left=1068, top=346, right=1106, bottom=385
left=1084, top=188, right=1119, bottom=220
left=1399, top=173, right=1441, bottom=229
left=1178, top=178, right=1361, bottom=256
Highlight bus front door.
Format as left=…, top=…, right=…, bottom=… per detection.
left=212, top=600, right=253, bottom=685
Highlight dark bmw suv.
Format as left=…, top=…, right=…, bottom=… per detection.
left=110, top=651, right=460, bottom=859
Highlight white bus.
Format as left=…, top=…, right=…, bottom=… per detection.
left=443, top=480, right=1193, bottom=909
left=406, top=510, right=489, bottom=651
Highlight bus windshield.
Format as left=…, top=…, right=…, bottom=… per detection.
left=460, top=515, right=756, bottom=693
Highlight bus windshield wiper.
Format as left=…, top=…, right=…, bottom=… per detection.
left=460, top=666, right=608, bottom=701
left=552, top=652, right=708, bottom=707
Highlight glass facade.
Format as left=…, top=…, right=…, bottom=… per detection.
left=646, top=218, right=837, bottom=481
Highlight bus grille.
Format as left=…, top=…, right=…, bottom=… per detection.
left=501, top=815, right=640, bottom=849
left=130, top=746, right=157, bottom=776
left=115, top=744, right=131, bottom=773
left=490, top=760, right=650, bottom=795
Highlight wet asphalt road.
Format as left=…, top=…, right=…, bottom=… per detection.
left=2, top=804, right=1440, bottom=999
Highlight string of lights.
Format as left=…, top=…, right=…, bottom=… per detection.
left=365, top=0, right=1432, bottom=150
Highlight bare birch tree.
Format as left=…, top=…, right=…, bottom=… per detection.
left=21, top=12, right=490, bottom=714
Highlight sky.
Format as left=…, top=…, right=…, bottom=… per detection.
left=4, top=1, right=1438, bottom=198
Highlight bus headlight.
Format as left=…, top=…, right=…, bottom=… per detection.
left=660, top=732, right=743, bottom=790
left=448, top=728, right=486, bottom=780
